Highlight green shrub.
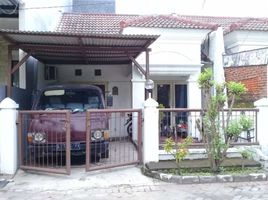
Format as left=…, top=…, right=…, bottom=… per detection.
left=239, top=115, right=253, bottom=131
left=226, top=120, right=242, bottom=138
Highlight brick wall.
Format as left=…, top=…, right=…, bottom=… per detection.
left=224, top=65, right=267, bottom=103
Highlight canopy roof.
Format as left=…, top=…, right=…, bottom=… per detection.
left=0, top=29, right=158, bottom=64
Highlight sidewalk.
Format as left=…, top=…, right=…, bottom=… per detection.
left=0, top=174, right=13, bottom=189
left=1, top=166, right=268, bottom=200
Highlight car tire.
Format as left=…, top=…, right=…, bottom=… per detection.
left=91, top=155, right=100, bottom=162
left=101, top=150, right=109, bottom=158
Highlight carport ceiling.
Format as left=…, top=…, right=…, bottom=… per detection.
left=0, top=29, right=159, bottom=64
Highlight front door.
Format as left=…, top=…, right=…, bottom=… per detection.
left=156, top=83, right=187, bottom=109
left=155, top=83, right=187, bottom=126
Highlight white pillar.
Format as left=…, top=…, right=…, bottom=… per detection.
left=187, top=73, right=201, bottom=140
left=132, top=66, right=145, bottom=141
left=187, top=73, right=201, bottom=109
left=254, top=98, right=268, bottom=155
left=208, top=27, right=225, bottom=85
left=0, top=98, right=19, bottom=174
left=143, top=96, right=159, bottom=164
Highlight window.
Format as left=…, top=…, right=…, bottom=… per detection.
left=112, top=86, right=118, bottom=95
left=45, top=66, right=57, bottom=80
left=75, top=69, right=82, bottom=76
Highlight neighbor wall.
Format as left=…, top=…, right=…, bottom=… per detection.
left=224, top=65, right=267, bottom=103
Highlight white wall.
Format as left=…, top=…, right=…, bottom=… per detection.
left=123, top=27, right=209, bottom=66
left=225, top=31, right=268, bottom=53
left=56, top=64, right=131, bottom=83
left=19, top=0, right=72, bottom=31
left=37, top=64, right=132, bottom=109
left=123, top=27, right=208, bottom=109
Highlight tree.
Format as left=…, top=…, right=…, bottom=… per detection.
left=196, top=68, right=247, bottom=173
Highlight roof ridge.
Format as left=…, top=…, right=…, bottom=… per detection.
left=119, top=15, right=155, bottom=31
left=227, top=18, right=254, bottom=33
left=120, top=14, right=219, bottom=31
left=160, top=14, right=219, bottom=30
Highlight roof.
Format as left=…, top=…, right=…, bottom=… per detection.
left=56, top=13, right=139, bottom=34
left=57, top=13, right=268, bottom=34
left=0, top=29, right=158, bottom=64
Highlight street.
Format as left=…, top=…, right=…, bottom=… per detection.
left=0, top=166, right=268, bottom=200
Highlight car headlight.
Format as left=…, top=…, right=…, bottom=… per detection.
left=28, top=132, right=46, bottom=143
left=93, top=130, right=103, bottom=140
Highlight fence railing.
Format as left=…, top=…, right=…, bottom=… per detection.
left=159, top=108, right=259, bottom=147
left=18, top=109, right=143, bottom=174
left=18, top=110, right=71, bottom=175
left=85, top=109, right=142, bottom=171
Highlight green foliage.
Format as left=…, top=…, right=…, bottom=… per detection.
left=198, top=68, right=214, bottom=89
left=227, top=81, right=247, bottom=96
left=239, top=148, right=254, bottom=170
left=196, top=69, right=248, bottom=173
left=240, top=149, right=253, bottom=160
left=226, top=120, right=242, bottom=138
left=239, top=115, right=253, bottom=131
left=164, top=136, right=192, bottom=175
left=234, top=101, right=254, bottom=108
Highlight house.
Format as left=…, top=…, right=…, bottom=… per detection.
left=2, top=3, right=268, bottom=109
left=1, top=1, right=268, bottom=174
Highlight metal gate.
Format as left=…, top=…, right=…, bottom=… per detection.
left=85, top=109, right=142, bottom=171
left=18, top=110, right=71, bottom=174
left=18, top=109, right=142, bottom=174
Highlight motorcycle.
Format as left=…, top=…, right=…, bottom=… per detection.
left=175, top=120, right=188, bottom=138
left=125, top=113, right=132, bottom=138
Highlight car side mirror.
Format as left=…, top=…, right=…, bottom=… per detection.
left=107, top=95, right=113, bottom=107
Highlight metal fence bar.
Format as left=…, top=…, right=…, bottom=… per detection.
left=18, top=110, right=71, bottom=175
left=65, top=111, right=71, bottom=175
left=159, top=108, right=259, bottom=147
left=85, top=109, right=142, bottom=171
left=137, top=110, right=142, bottom=164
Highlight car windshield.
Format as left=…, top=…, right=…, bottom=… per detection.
left=36, top=88, right=104, bottom=111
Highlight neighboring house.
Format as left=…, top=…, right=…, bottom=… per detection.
left=72, top=0, right=115, bottom=13
left=224, top=48, right=268, bottom=106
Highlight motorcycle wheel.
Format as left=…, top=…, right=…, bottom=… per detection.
left=127, top=123, right=132, bottom=138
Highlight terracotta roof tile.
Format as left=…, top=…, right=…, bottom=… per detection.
left=56, top=13, right=139, bottom=34
left=56, top=13, right=268, bottom=34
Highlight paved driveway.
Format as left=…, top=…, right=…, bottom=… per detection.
left=1, top=166, right=268, bottom=200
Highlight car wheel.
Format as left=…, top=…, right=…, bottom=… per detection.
left=101, top=150, right=109, bottom=158
left=91, top=155, right=100, bottom=162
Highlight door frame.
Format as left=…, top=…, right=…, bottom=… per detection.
left=153, top=81, right=188, bottom=108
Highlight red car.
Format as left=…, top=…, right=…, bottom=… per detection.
left=27, top=84, right=110, bottom=162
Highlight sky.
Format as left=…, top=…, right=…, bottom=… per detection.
left=116, top=0, right=268, bottom=17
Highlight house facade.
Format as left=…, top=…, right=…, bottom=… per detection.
left=1, top=1, right=268, bottom=175
left=0, top=1, right=268, bottom=109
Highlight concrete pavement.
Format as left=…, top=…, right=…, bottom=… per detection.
left=1, top=166, right=268, bottom=200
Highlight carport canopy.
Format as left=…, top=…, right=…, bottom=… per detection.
left=0, top=29, right=159, bottom=96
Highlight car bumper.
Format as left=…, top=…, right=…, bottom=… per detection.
left=28, top=141, right=109, bottom=157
